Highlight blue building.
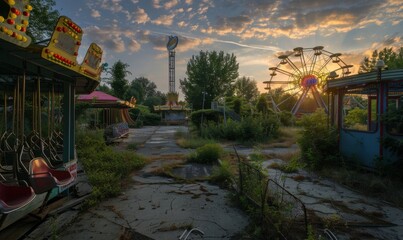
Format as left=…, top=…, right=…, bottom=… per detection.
left=326, top=67, right=403, bottom=168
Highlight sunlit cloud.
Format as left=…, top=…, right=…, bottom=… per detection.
left=91, top=9, right=101, bottom=18
left=152, top=14, right=175, bottom=26
left=129, top=39, right=141, bottom=52
left=163, top=0, right=179, bottom=9
left=133, top=7, right=150, bottom=24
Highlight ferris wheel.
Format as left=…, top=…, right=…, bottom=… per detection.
left=264, top=46, right=352, bottom=115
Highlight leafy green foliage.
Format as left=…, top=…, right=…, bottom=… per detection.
left=210, top=160, right=234, bottom=186
left=256, top=94, right=270, bottom=114
left=108, top=60, right=131, bottom=100
left=26, top=0, right=60, bottom=43
left=124, top=77, right=159, bottom=104
left=129, top=104, right=161, bottom=126
left=233, top=76, right=259, bottom=102
left=190, top=109, right=220, bottom=128
left=200, top=114, right=280, bottom=143
left=180, top=50, right=239, bottom=110
left=76, top=129, right=145, bottom=206
left=297, top=109, right=339, bottom=169
left=344, top=108, right=367, bottom=128
left=188, top=143, right=223, bottom=164
left=359, top=47, right=403, bottom=73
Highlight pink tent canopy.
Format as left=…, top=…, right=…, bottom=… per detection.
left=77, top=91, right=120, bottom=102
left=77, top=91, right=135, bottom=108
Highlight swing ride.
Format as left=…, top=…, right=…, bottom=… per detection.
left=0, top=2, right=103, bottom=231
left=264, top=46, right=353, bottom=115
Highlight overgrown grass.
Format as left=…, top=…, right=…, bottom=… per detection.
left=210, top=160, right=234, bottom=187
left=199, top=114, right=280, bottom=143
left=175, top=129, right=215, bottom=149
left=126, top=142, right=139, bottom=150
left=267, top=127, right=300, bottom=148
left=76, top=129, right=146, bottom=207
left=187, top=143, right=224, bottom=164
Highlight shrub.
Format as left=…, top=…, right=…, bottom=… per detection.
left=278, top=111, right=295, bottom=126
left=199, top=114, right=280, bottom=143
left=188, top=143, right=223, bottom=163
left=190, top=109, right=220, bottom=128
left=210, top=160, right=233, bottom=186
left=76, top=129, right=146, bottom=206
left=142, top=113, right=161, bottom=125
left=297, top=109, right=339, bottom=169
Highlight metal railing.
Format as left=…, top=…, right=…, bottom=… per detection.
left=233, top=146, right=308, bottom=239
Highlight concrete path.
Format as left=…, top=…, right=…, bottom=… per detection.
left=30, top=126, right=249, bottom=240
left=258, top=158, right=403, bottom=239
left=24, top=125, right=403, bottom=239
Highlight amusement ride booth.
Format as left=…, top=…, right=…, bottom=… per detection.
left=326, top=64, right=403, bottom=168
left=77, top=91, right=136, bottom=143
left=0, top=2, right=103, bottom=232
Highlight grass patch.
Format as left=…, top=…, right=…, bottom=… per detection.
left=175, top=129, right=215, bottom=149
left=267, top=127, right=300, bottom=148
left=76, top=129, right=146, bottom=207
left=187, top=143, right=224, bottom=164
left=126, top=142, right=138, bottom=150
left=210, top=160, right=234, bottom=187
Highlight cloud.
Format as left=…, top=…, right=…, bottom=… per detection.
left=163, top=0, right=179, bottom=9
left=85, top=25, right=140, bottom=53
left=177, top=21, right=188, bottom=28
left=152, top=14, right=175, bottom=26
left=91, top=9, right=101, bottom=18
left=133, top=7, right=150, bottom=24
left=214, top=15, right=253, bottom=35
left=153, top=0, right=162, bottom=9
left=129, top=39, right=141, bottom=52
left=134, top=30, right=214, bottom=53
left=100, top=0, right=123, bottom=13
left=206, top=0, right=397, bottom=40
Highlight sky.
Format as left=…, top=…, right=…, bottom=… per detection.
left=54, top=0, right=403, bottom=96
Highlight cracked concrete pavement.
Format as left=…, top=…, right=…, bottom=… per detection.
left=32, top=126, right=249, bottom=240
left=26, top=125, right=403, bottom=240
left=260, top=159, right=403, bottom=239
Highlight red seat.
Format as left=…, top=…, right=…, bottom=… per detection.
left=29, top=158, right=74, bottom=187
left=0, top=183, right=35, bottom=214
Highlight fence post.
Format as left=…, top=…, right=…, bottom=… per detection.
left=233, top=146, right=243, bottom=194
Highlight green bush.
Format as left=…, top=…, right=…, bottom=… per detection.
left=142, top=112, right=161, bottom=125
left=297, top=109, right=339, bottom=169
left=278, top=111, right=295, bottom=126
left=199, top=114, right=279, bottom=143
left=188, top=143, right=223, bottom=163
left=190, top=109, right=220, bottom=128
left=210, top=160, right=233, bottom=186
left=76, top=129, right=146, bottom=206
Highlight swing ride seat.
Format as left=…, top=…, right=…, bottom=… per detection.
left=29, top=158, right=74, bottom=188
left=0, top=182, right=35, bottom=214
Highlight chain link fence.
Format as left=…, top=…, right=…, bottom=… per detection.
left=233, top=146, right=308, bottom=239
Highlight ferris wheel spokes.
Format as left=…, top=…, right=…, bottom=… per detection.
left=266, top=46, right=351, bottom=116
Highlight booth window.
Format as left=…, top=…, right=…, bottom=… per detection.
left=386, top=97, right=403, bottom=135
left=342, top=93, right=377, bottom=132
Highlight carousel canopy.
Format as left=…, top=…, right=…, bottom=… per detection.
left=77, top=91, right=135, bottom=108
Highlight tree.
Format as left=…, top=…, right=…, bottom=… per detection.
left=256, top=94, right=269, bottom=114
left=27, top=0, right=60, bottom=43
left=180, top=50, right=239, bottom=110
left=108, top=60, right=131, bottom=100
left=125, top=77, right=157, bottom=103
left=233, top=76, right=259, bottom=102
left=359, top=47, right=403, bottom=73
